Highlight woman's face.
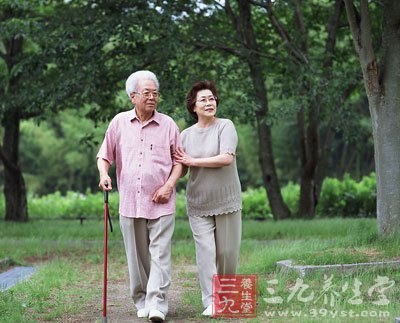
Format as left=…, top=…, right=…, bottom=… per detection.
left=193, top=89, right=217, bottom=119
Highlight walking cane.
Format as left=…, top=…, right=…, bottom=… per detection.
left=102, top=182, right=113, bottom=323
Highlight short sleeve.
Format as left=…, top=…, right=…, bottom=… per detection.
left=170, top=122, right=183, bottom=166
left=96, top=120, right=116, bottom=165
left=219, top=120, right=238, bottom=155
left=180, top=129, right=188, bottom=150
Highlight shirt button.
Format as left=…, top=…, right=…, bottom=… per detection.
left=137, top=191, right=140, bottom=193
left=141, top=139, right=144, bottom=141
left=137, top=177, right=140, bottom=180
left=140, top=152, right=143, bottom=155
left=139, top=164, right=141, bottom=167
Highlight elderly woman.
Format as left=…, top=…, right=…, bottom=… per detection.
left=174, top=80, right=242, bottom=316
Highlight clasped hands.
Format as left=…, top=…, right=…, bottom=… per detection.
left=152, top=148, right=193, bottom=204
left=98, top=147, right=194, bottom=204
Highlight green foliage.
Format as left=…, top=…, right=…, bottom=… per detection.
left=175, top=189, right=187, bottom=219
left=27, top=191, right=119, bottom=220
left=281, top=181, right=301, bottom=215
left=0, top=1, right=379, bottom=224
left=317, top=173, right=377, bottom=217
left=1, top=1, right=377, bottom=222
left=242, top=188, right=271, bottom=220
left=236, top=124, right=263, bottom=189
left=20, top=108, right=108, bottom=195
left=0, top=173, right=377, bottom=220
left=240, top=182, right=300, bottom=220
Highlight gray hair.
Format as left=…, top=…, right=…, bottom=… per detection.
left=125, top=70, right=159, bottom=98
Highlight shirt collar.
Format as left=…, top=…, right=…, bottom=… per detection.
left=130, top=108, right=161, bottom=125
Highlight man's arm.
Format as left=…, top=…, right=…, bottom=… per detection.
left=180, top=165, right=189, bottom=177
left=97, top=158, right=112, bottom=191
left=152, top=163, right=183, bottom=203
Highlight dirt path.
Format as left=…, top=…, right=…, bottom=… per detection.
left=62, top=264, right=204, bottom=323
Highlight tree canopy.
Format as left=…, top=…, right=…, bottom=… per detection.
left=2, top=0, right=398, bottom=235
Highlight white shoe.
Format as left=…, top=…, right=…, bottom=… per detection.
left=137, top=308, right=149, bottom=318
left=202, top=304, right=213, bottom=316
left=148, top=309, right=165, bottom=322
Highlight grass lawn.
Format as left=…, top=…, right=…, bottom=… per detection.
left=0, top=217, right=399, bottom=322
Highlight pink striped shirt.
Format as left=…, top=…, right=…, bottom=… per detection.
left=97, top=109, right=181, bottom=219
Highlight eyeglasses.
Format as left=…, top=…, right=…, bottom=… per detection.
left=134, top=91, right=160, bottom=99
left=196, top=96, right=217, bottom=106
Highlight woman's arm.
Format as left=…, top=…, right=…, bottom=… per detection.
left=174, top=147, right=233, bottom=168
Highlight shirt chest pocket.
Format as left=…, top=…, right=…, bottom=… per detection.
left=150, top=144, right=171, bottom=166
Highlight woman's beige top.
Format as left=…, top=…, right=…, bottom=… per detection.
left=181, top=118, right=242, bottom=217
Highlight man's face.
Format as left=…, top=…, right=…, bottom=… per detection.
left=130, top=79, right=159, bottom=116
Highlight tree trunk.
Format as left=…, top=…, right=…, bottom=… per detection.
left=235, top=0, right=291, bottom=219
left=2, top=110, right=28, bottom=221
left=1, top=29, right=28, bottom=221
left=297, top=104, right=319, bottom=218
left=247, top=51, right=291, bottom=220
left=297, top=0, right=342, bottom=218
left=0, top=27, right=28, bottom=221
left=256, top=117, right=291, bottom=220
left=259, top=0, right=342, bottom=218
left=344, top=0, right=400, bottom=235
left=373, top=95, right=400, bottom=235
left=314, top=130, right=333, bottom=207
left=374, top=1, right=400, bottom=235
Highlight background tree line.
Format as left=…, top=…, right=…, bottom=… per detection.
left=0, top=0, right=398, bottom=236
left=12, top=103, right=372, bottom=196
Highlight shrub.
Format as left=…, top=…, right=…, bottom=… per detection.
left=242, top=188, right=272, bottom=220
left=0, top=173, right=377, bottom=220
left=27, top=191, right=119, bottom=220
left=281, top=181, right=300, bottom=215
left=176, top=190, right=187, bottom=219
left=317, top=173, right=376, bottom=217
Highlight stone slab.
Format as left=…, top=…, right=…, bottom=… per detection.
left=0, top=266, right=37, bottom=291
left=276, top=259, right=400, bottom=277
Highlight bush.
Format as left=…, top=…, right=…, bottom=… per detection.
left=176, top=190, right=187, bottom=219
left=281, top=181, right=300, bottom=215
left=317, top=173, right=376, bottom=217
left=242, top=188, right=272, bottom=220
left=27, top=190, right=119, bottom=220
left=0, top=173, right=377, bottom=220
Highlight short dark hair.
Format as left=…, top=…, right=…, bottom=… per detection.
left=185, top=80, right=219, bottom=120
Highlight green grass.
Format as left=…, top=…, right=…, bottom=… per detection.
left=242, top=218, right=377, bottom=240
left=0, top=218, right=399, bottom=322
left=0, top=260, right=93, bottom=322
left=255, top=268, right=400, bottom=322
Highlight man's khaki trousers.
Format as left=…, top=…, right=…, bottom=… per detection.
left=119, top=213, right=175, bottom=316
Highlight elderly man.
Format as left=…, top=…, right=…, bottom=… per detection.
left=97, top=70, right=182, bottom=322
